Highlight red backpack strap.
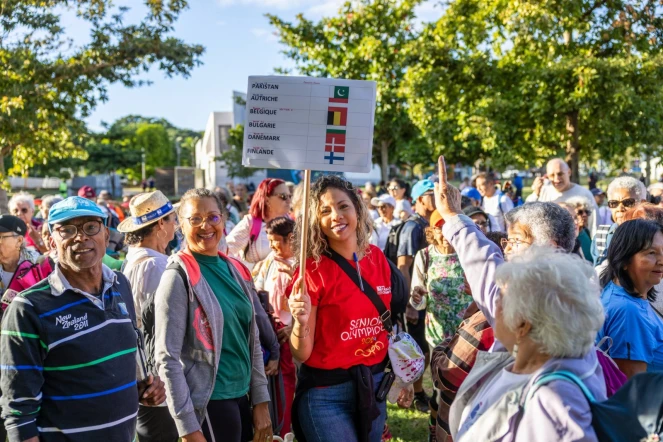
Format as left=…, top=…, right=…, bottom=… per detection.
left=226, top=255, right=252, bottom=282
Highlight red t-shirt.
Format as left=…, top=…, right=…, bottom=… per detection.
left=297, top=245, right=392, bottom=370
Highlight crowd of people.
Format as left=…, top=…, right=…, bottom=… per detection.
left=0, top=159, right=660, bottom=442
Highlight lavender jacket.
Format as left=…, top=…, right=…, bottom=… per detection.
left=443, top=215, right=607, bottom=442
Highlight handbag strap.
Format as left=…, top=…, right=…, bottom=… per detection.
left=527, top=370, right=596, bottom=406
left=326, top=249, right=393, bottom=334
left=651, top=302, right=663, bottom=320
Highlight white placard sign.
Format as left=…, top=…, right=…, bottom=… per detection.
left=242, top=76, right=377, bottom=173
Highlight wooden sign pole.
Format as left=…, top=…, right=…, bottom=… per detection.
left=298, top=170, right=312, bottom=292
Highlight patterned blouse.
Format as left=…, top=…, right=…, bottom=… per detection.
left=410, top=245, right=473, bottom=348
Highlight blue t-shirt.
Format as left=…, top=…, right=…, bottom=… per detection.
left=597, top=282, right=663, bottom=370
left=397, top=214, right=428, bottom=259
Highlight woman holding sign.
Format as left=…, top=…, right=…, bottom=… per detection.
left=288, top=175, right=412, bottom=442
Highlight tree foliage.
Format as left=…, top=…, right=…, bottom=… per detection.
left=403, top=0, right=663, bottom=180
left=268, top=0, right=430, bottom=180
left=218, top=124, right=257, bottom=179
left=0, top=0, right=204, bottom=182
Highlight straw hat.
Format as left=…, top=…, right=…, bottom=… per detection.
left=117, top=191, right=175, bottom=233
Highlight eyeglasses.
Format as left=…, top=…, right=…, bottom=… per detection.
left=500, top=238, right=531, bottom=250
left=186, top=214, right=222, bottom=228
left=607, top=198, right=636, bottom=209
left=0, top=234, right=18, bottom=242
left=55, top=221, right=103, bottom=240
left=576, top=210, right=590, bottom=216
left=12, top=208, right=29, bottom=215
left=387, top=187, right=400, bottom=191
left=474, top=221, right=489, bottom=228
left=273, top=193, right=292, bottom=201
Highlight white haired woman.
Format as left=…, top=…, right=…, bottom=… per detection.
left=592, top=176, right=648, bottom=264
left=39, top=195, right=64, bottom=222
left=9, top=192, right=47, bottom=254
left=432, top=157, right=607, bottom=442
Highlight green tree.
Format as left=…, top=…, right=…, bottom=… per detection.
left=268, top=0, right=428, bottom=181
left=217, top=124, right=257, bottom=179
left=404, top=0, right=663, bottom=181
left=108, top=115, right=202, bottom=167
left=102, top=119, right=176, bottom=181
left=0, top=0, right=204, bottom=210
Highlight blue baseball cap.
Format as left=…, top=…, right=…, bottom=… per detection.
left=48, top=197, right=108, bottom=232
left=461, top=187, right=482, bottom=201
left=411, top=179, right=435, bottom=200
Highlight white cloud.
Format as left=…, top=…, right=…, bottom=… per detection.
left=306, top=0, right=345, bottom=17
left=251, top=28, right=279, bottom=42
left=217, top=0, right=305, bottom=9
left=414, top=0, right=445, bottom=23
left=217, top=0, right=443, bottom=20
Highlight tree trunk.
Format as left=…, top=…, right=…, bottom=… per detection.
left=380, top=140, right=389, bottom=183
left=644, top=150, right=652, bottom=186
left=0, top=153, right=9, bottom=214
left=565, top=110, right=580, bottom=184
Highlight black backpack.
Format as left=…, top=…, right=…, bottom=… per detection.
left=526, top=370, right=663, bottom=442
left=141, top=262, right=188, bottom=375
left=383, top=215, right=427, bottom=266
left=387, top=259, right=408, bottom=317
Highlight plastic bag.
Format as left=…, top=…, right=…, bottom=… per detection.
left=388, top=332, right=425, bottom=385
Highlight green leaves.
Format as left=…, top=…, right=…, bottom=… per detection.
left=404, top=0, right=663, bottom=172
left=217, top=124, right=256, bottom=179
left=0, top=0, right=204, bottom=180
left=269, top=0, right=431, bottom=179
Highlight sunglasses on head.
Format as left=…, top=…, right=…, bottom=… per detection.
left=607, top=198, right=636, bottom=209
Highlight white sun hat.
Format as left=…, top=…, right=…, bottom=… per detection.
left=117, top=191, right=176, bottom=233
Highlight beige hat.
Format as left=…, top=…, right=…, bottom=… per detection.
left=117, top=191, right=175, bottom=233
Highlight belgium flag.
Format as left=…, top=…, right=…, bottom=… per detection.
left=327, top=106, right=348, bottom=126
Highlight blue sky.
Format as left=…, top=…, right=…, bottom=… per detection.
left=83, top=0, right=443, bottom=132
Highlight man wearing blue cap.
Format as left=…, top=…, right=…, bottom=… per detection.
left=391, top=179, right=436, bottom=413
left=0, top=196, right=165, bottom=442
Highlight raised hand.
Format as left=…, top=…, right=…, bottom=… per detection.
left=433, top=156, right=462, bottom=221
left=532, top=176, right=544, bottom=196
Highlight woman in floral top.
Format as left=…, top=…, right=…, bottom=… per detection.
left=410, top=210, right=473, bottom=347
left=410, top=210, right=473, bottom=442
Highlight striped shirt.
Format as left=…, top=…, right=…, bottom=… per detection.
left=0, top=264, right=139, bottom=442
left=431, top=308, right=494, bottom=442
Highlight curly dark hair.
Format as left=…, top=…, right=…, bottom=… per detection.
left=294, top=175, right=372, bottom=264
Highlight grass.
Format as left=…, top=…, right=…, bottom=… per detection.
left=387, top=370, right=434, bottom=442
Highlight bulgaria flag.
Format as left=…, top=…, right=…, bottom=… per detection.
left=325, top=129, right=346, bottom=145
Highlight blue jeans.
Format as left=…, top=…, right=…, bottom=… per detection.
left=297, top=372, right=387, bottom=442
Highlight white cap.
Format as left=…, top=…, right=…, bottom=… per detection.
left=648, top=182, right=663, bottom=192
left=371, top=194, right=397, bottom=208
